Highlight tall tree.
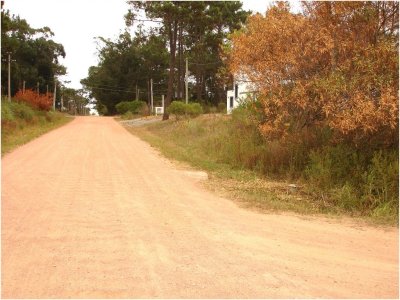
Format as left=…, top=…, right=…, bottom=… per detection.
left=126, top=1, right=186, bottom=120
left=126, top=1, right=249, bottom=114
left=81, top=30, right=168, bottom=114
left=1, top=9, right=66, bottom=97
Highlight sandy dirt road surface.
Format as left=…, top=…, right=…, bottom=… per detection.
left=2, top=117, right=398, bottom=298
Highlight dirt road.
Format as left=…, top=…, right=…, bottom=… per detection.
left=2, top=117, right=398, bottom=298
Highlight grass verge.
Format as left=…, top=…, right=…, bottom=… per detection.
left=2, top=101, right=73, bottom=155
left=124, top=115, right=396, bottom=226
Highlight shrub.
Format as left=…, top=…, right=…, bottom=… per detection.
left=167, top=101, right=187, bottom=119
left=1, top=101, right=15, bottom=122
left=14, top=89, right=52, bottom=111
left=121, top=111, right=135, bottom=120
left=167, top=101, right=203, bottom=119
left=186, top=103, right=203, bottom=118
left=3, top=101, right=35, bottom=123
left=362, top=150, right=399, bottom=211
left=115, top=100, right=146, bottom=115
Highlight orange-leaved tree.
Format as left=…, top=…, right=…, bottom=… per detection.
left=228, top=1, right=398, bottom=147
left=14, top=89, right=53, bottom=111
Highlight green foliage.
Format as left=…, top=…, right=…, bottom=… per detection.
left=167, top=101, right=186, bottom=119
left=1, top=99, right=71, bottom=155
left=121, top=111, right=135, bottom=120
left=363, top=151, right=399, bottom=212
left=85, top=1, right=250, bottom=115
left=186, top=103, right=203, bottom=117
left=305, top=145, right=398, bottom=219
left=81, top=31, right=168, bottom=115
left=96, top=102, right=108, bottom=116
left=134, top=104, right=398, bottom=223
left=2, top=100, right=35, bottom=124
left=1, top=101, right=15, bottom=122
left=167, top=101, right=203, bottom=119
left=12, top=101, right=35, bottom=122
left=116, top=100, right=146, bottom=115
left=1, top=10, right=66, bottom=97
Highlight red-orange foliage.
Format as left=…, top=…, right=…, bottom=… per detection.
left=228, top=2, right=399, bottom=146
left=14, top=89, right=53, bottom=111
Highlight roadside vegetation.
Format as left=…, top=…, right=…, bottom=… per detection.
left=124, top=2, right=398, bottom=225
left=128, top=108, right=398, bottom=225
left=1, top=95, right=72, bottom=155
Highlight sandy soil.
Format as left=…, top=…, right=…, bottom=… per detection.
left=2, top=116, right=398, bottom=298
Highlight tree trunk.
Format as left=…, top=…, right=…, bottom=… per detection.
left=163, top=20, right=178, bottom=121
left=180, top=27, right=185, bottom=99
left=196, top=67, right=202, bottom=101
left=177, top=25, right=183, bottom=99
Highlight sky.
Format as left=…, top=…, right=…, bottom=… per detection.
left=4, top=0, right=301, bottom=90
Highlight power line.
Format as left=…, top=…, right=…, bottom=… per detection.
left=189, top=61, right=221, bottom=66
left=83, top=85, right=135, bottom=93
left=130, top=18, right=163, bottom=23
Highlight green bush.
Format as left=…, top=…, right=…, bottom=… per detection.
left=116, top=100, right=146, bottom=115
left=167, top=101, right=203, bottom=119
left=362, top=150, right=399, bottom=211
left=1, top=101, right=15, bottom=122
left=167, top=101, right=186, bottom=119
left=6, top=101, right=35, bottom=122
left=121, top=111, right=135, bottom=120
left=186, top=103, right=203, bottom=118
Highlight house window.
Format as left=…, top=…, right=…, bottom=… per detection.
left=230, top=96, right=234, bottom=108
left=235, top=84, right=238, bottom=98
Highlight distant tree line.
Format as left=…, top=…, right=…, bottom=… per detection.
left=81, top=1, right=250, bottom=117
left=1, top=9, right=86, bottom=110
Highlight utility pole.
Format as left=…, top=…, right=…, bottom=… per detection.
left=233, top=75, right=236, bottom=102
left=185, top=57, right=189, bottom=104
left=2, top=52, right=14, bottom=101
left=150, top=78, right=153, bottom=114
left=37, top=82, right=39, bottom=94
left=46, top=84, right=48, bottom=96
left=7, top=53, right=11, bottom=102
left=23, top=80, right=26, bottom=94
left=135, top=83, right=138, bottom=101
left=53, top=77, right=56, bottom=111
left=162, top=95, right=165, bottom=114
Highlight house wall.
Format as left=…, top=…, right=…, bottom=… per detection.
left=226, top=81, right=255, bottom=114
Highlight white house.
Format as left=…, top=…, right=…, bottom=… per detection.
left=226, top=79, right=257, bottom=114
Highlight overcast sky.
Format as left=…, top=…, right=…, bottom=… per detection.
left=4, top=0, right=301, bottom=90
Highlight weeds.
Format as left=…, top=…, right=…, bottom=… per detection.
left=126, top=109, right=398, bottom=224
left=1, top=100, right=72, bottom=155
